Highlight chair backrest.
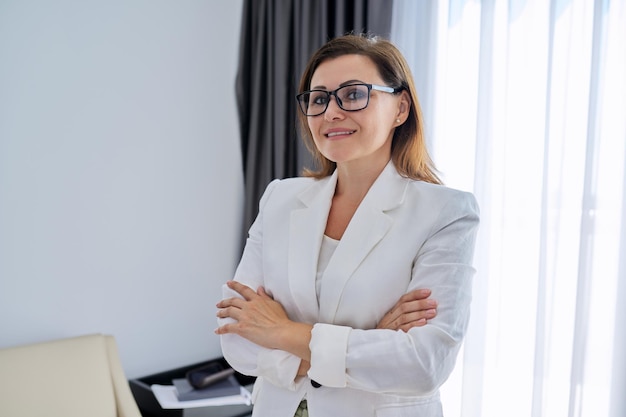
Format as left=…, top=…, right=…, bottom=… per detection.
left=0, top=334, right=142, bottom=417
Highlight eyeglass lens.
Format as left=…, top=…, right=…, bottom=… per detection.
left=300, top=84, right=370, bottom=116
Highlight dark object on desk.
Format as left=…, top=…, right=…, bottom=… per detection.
left=130, top=357, right=255, bottom=417
left=173, top=375, right=240, bottom=401
left=186, top=362, right=235, bottom=389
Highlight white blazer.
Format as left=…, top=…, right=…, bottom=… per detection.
left=219, top=161, right=480, bottom=417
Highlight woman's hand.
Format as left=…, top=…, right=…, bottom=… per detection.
left=297, top=360, right=311, bottom=376
left=376, top=289, right=437, bottom=332
left=215, top=281, right=289, bottom=348
left=216, top=281, right=312, bottom=360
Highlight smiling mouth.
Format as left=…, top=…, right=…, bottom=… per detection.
left=325, top=130, right=355, bottom=138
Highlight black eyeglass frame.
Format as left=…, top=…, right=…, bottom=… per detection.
left=296, top=83, right=403, bottom=117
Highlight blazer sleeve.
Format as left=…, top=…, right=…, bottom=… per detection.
left=218, top=179, right=302, bottom=391
left=307, top=191, right=480, bottom=395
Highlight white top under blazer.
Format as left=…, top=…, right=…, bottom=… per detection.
left=218, top=161, right=480, bottom=417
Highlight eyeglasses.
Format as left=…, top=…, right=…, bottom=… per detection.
left=296, top=83, right=402, bottom=117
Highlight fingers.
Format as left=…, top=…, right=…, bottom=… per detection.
left=215, top=281, right=253, bottom=326
left=398, top=319, right=426, bottom=332
left=395, top=308, right=437, bottom=326
left=396, top=298, right=438, bottom=318
left=385, top=297, right=437, bottom=324
left=215, top=281, right=288, bottom=338
left=217, top=283, right=274, bottom=311
left=257, top=286, right=274, bottom=299
left=216, top=294, right=246, bottom=309
left=398, top=288, right=432, bottom=302
left=215, top=298, right=251, bottom=336
left=215, top=304, right=240, bottom=319
left=378, top=306, right=436, bottom=330
left=225, top=280, right=258, bottom=300
left=214, top=322, right=235, bottom=335
left=376, top=289, right=438, bottom=331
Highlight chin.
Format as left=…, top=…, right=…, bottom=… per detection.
left=320, top=153, right=352, bottom=165
left=318, top=147, right=356, bottom=164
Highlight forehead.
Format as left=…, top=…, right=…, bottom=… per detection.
left=310, top=54, right=382, bottom=88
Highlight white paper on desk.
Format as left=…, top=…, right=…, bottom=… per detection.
left=151, top=384, right=252, bottom=409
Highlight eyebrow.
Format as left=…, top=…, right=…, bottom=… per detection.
left=310, top=79, right=365, bottom=90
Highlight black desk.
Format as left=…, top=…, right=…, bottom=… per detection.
left=130, top=358, right=255, bottom=417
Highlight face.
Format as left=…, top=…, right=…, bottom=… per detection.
left=306, top=54, right=409, bottom=170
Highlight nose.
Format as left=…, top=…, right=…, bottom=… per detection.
left=324, top=96, right=345, bottom=121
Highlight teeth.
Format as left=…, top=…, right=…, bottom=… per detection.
left=327, top=131, right=354, bottom=137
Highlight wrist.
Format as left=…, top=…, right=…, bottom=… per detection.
left=277, top=321, right=313, bottom=361
left=297, top=359, right=311, bottom=376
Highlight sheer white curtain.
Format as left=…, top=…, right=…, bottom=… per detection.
left=391, top=1, right=626, bottom=417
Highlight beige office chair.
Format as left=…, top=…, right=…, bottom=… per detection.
left=0, top=334, right=142, bottom=417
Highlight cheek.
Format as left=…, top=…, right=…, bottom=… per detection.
left=307, top=119, right=323, bottom=141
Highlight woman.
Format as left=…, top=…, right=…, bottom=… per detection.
left=216, top=34, right=479, bottom=417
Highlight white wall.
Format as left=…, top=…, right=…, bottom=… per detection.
left=0, top=0, right=244, bottom=378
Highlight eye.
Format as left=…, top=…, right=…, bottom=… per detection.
left=309, top=91, right=329, bottom=106
left=341, top=86, right=368, bottom=102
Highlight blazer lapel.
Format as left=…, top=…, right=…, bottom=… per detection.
left=287, top=172, right=338, bottom=323
left=318, top=162, right=409, bottom=323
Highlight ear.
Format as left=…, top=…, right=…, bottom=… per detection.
left=395, top=90, right=411, bottom=124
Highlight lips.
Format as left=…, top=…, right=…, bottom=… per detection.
left=325, top=130, right=356, bottom=138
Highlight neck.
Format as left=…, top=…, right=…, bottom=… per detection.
left=334, top=157, right=390, bottom=201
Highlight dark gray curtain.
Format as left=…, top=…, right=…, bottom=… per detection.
left=236, top=0, right=393, bottom=248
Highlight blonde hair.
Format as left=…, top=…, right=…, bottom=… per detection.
left=297, top=34, right=441, bottom=184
